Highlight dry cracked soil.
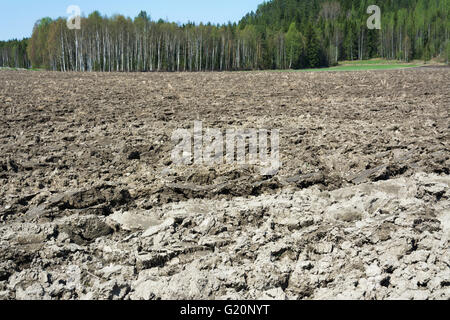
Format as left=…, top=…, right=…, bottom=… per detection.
left=0, top=67, right=449, bottom=300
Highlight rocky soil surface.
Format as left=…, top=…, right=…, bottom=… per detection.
left=0, top=67, right=449, bottom=300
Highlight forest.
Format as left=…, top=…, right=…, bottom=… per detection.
left=0, top=39, right=30, bottom=69
left=1, top=0, right=449, bottom=71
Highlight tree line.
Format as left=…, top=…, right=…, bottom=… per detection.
left=1, top=0, right=449, bottom=71
left=26, top=12, right=266, bottom=72
left=0, top=39, right=30, bottom=68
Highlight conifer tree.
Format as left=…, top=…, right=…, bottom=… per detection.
left=305, top=24, right=321, bottom=68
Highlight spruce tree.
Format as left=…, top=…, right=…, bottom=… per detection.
left=305, top=23, right=320, bottom=68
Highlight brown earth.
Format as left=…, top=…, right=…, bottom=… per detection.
left=0, top=67, right=449, bottom=300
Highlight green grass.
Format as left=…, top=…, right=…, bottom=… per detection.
left=271, top=60, right=421, bottom=73
left=339, top=58, right=407, bottom=65
left=300, top=64, right=420, bottom=72
left=268, top=58, right=423, bottom=73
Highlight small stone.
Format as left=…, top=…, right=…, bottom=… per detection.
left=259, top=288, right=287, bottom=300
left=142, top=218, right=175, bottom=238
left=128, top=151, right=140, bottom=160
left=365, top=263, right=382, bottom=277
left=314, top=242, right=333, bottom=254
left=406, top=250, right=430, bottom=263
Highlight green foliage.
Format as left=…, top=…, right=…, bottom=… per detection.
left=26, top=17, right=53, bottom=68
left=424, top=45, right=431, bottom=63
left=285, top=22, right=303, bottom=69
left=0, top=38, right=30, bottom=68
left=305, top=23, right=328, bottom=68
left=446, top=41, right=450, bottom=64
left=240, top=0, right=449, bottom=65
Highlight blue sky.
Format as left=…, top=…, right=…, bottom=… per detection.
left=0, top=0, right=263, bottom=41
